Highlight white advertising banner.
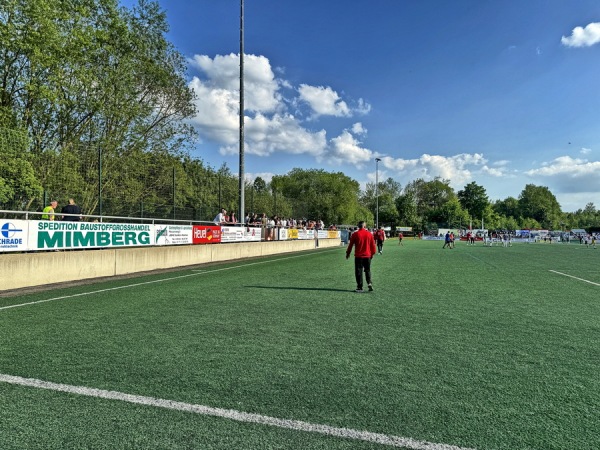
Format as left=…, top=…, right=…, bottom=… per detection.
left=31, top=221, right=154, bottom=250
left=297, top=229, right=315, bottom=240
left=0, top=219, right=29, bottom=252
left=155, top=225, right=193, bottom=245
left=2, top=221, right=339, bottom=253
left=244, top=227, right=261, bottom=242
left=221, top=226, right=245, bottom=243
left=278, top=228, right=288, bottom=241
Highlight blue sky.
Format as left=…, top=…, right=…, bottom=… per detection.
left=127, top=0, right=600, bottom=212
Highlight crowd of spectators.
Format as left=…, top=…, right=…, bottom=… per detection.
left=244, top=213, right=328, bottom=230
left=214, top=210, right=334, bottom=230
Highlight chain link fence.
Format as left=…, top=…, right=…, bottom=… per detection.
left=0, top=127, right=231, bottom=222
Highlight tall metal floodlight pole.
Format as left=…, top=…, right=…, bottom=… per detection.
left=375, top=157, right=381, bottom=229
left=98, top=146, right=102, bottom=218
left=238, top=0, right=245, bottom=224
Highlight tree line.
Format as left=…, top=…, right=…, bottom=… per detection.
left=1, top=0, right=598, bottom=230
left=363, top=177, right=600, bottom=232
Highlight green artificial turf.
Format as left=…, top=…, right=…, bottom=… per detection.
left=1, top=241, right=599, bottom=449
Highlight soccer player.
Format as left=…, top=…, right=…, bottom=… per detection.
left=346, top=221, right=377, bottom=292
left=442, top=231, right=451, bottom=249
left=375, top=226, right=386, bottom=254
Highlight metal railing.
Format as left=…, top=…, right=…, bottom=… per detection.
left=0, top=210, right=246, bottom=227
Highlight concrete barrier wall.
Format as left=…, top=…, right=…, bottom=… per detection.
left=1, top=238, right=341, bottom=291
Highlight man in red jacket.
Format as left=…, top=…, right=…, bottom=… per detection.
left=346, top=221, right=377, bottom=292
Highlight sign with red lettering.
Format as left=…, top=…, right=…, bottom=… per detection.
left=192, top=226, right=221, bottom=244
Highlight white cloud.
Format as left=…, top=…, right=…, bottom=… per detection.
left=525, top=156, right=600, bottom=193
left=220, top=113, right=327, bottom=157
left=355, top=98, right=372, bottom=115
left=351, top=122, right=367, bottom=135
left=327, top=130, right=374, bottom=166
left=298, top=84, right=351, bottom=118
left=188, top=77, right=239, bottom=145
left=187, top=53, right=371, bottom=165
left=244, top=172, right=275, bottom=184
left=189, top=53, right=281, bottom=112
left=375, top=153, right=488, bottom=189
left=481, top=165, right=507, bottom=177
left=552, top=192, right=597, bottom=212
left=561, top=22, right=600, bottom=47
left=580, top=147, right=592, bottom=155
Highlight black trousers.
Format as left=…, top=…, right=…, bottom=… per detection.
left=377, top=240, right=384, bottom=252
left=354, top=257, right=372, bottom=289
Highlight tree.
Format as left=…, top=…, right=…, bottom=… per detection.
left=276, top=168, right=364, bottom=225
left=440, top=197, right=469, bottom=228
left=395, top=190, right=419, bottom=229
left=518, top=184, right=562, bottom=229
left=253, top=177, right=267, bottom=193
left=0, top=126, right=42, bottom=208
left=0, top=0, right=196, bottom=213
left=458, top=181, right=489, bottom=222
left=360, top=177, right=400, bottom=226
left=493, top=197, right=520, bottom=219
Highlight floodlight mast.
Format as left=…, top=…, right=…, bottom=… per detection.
left=375, top=157, right=382, bottom=229
left=238, top=0, right=245, bottom=224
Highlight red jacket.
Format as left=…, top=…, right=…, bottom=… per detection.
left=346, top=228, right=377, bottom=258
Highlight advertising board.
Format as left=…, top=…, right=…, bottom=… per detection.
left=155, top=225, right=193, bottom=245
left=0, top=220, right=28, bottom=252
left=192, top=225, right=222, bottom=244
left=32, top=221, right=153, bottom=250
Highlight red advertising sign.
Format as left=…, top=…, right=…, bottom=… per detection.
left=192, top=226, right=221, bottom=244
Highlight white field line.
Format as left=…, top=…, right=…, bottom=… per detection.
left=0, top=248, right=340, bottom=312
left=462, top=252, right=501, bottom=270
left=548, top=270, right=600, bottom=287
left=0, top=373, right=475, bottom=450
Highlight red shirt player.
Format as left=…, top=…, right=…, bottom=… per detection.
left=346, top=221, right=377, bottom=292
left=374, top=226, right=386, bottom=254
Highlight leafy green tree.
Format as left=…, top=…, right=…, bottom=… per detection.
left=0, top=127, right=42, bottom=208
left=504, top=216, right=519, bottom=231
left=458, top=181, right=489, bottom=222
left=492, top=197, right=520, bottom=219
left=275, top=168, right=364, bottom=225
left=520, top=217, right=542, bottom=230
left=268, top=176, right=292, bottom=218
left=395, top=190, right=419, bottom=230
left=360, top=177, right=400, bottom=226
left=439, top=197, right=469, bottom=228
left=518, top=184, right=562, bottom=229
left=398, top=177, right=465, bottom=232
left=253, top=177, right=267, bottom=193
left=0, top=0, right=196, bottom=214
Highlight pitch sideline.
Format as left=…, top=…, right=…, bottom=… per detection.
left=0, top=373, right=475, bottom=450
left=548, top=270, right=600, bottom=287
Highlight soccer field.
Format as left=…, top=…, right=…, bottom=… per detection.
left=1, top=240, right=599, bottom=449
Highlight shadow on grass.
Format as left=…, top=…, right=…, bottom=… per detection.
left=244, top=285, right=353, bottom=292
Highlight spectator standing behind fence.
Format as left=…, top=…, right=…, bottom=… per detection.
left=214, top=208, right=226, bottom=225
left=61, top=198, right=82, bottom=221
left=346, top=221, right=377, bottom=293
left=42, top=200, right=58, bottom=220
